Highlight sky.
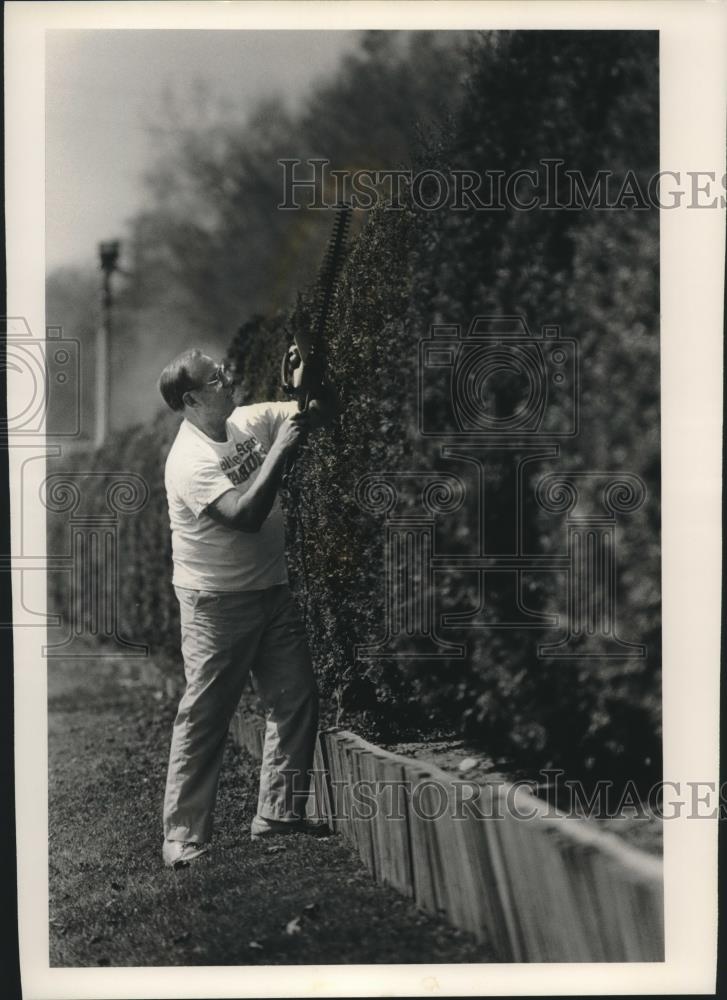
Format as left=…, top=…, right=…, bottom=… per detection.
left=46, top=30, right=363, bottom=273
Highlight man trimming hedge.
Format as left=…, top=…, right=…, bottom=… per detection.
left=157, top=347, right=330, bottom=868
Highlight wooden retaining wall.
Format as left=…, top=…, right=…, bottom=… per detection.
left=230, top=711, right=664, bottom=962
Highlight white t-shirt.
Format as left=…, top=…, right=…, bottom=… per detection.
left=164, top=401, right=297, bottom=592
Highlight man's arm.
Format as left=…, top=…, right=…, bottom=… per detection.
left=206, top=412, right=308, bottom=533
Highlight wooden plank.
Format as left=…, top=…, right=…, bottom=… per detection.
left=228, top=710, right=242, bottom=748
left=598, top=858, right=664, bottom=962
left=240, top=717, right=256, bottom=757
left=366, top=751, right=392, bottom=889
left=560, top=831, right=612, bottom=961
left=451, top=783, right=511, bottom=951
left=418, top=777, right=460, bottom=923
left=631, top=876, right=664, bottom=961
left=323, top=732, right=345, bottom=837
left=356, top=750, right=379, bottom=879
left=474, top=784, right=526, bottom=961
left=378, top=755, right=414, bottom=899
left=327, top=731, right=348, bottom=834
left=240, top=716, right=255, bottom=756
left=433, top=780, right=480, bottom=935
left=581, top=841, right=634, bottom=960
left=310, top=736, right=332, bottom=825
left=315, top=733, right=334, bottom=826
left=337, top=737, right=357, bottom=846
left=403, top=763, right=440, bottom=916
left=521, top=817, right=599, bottom=961
left=304, top=752, right=317, bottom=821
left=349, top=747, right=376, bottom=876
left=491, top=790, right=555, bottom=961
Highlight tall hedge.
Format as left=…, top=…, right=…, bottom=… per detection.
left=229, top=31, right=661, bottom=785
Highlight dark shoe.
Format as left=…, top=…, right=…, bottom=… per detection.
left=250, top=815, right=331, bottom=841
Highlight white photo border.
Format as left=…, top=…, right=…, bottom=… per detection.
left=6, top=1, right=725, bottom=996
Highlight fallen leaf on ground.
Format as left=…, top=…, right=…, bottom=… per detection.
left=285, top=917, right=302, bottom=935
left=265, top=845, right=287, bottom=854
left=249, top=940, right=263, bottom=950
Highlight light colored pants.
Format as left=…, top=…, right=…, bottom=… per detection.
left=163, top=583, right=318, bottom=844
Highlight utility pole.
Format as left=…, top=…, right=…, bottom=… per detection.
left=96, top=240, right=120, bottom=449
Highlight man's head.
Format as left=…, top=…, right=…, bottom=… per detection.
left=158, top=349, right=235, bottom=423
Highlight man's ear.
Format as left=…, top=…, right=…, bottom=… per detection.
left=182, top=390, right=197, bottom=408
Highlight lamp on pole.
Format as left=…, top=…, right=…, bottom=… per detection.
left=96, top=240, right=120, bottom=449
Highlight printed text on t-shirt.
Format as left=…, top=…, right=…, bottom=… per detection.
left=220, top=437, right=266, bottom=486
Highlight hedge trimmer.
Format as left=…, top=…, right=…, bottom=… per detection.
left=279, top=203, right=352, bottom=630
left=281, top=202, right=352, bottom=412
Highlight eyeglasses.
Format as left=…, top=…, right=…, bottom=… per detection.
left=205, top=363, right=233, bottom=388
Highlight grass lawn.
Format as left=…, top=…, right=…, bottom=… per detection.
left=48, top=654, right=489, bottom=967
